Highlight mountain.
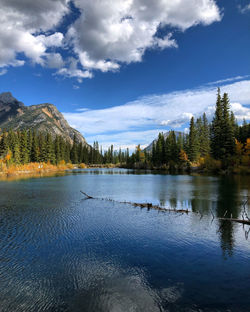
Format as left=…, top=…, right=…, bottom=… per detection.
left=0, top=92, right=88, bottom=146
left=145, top=131, right=184, bottom=152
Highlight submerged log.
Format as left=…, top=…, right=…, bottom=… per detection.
left=80, top=190, right=189, bottom=214
left=80, top=191, right=250, bottom=227
left=219, top=217, right=250, bottom=225
left=80, top=191, right=93, bottom=199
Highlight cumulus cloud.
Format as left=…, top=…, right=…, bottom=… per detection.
left=68, top=0, right=221, bottom=73
left=0, top=0, right=69, bottom=68
left=45, top=53, right=64, bottom=69
left=63, top=80, right=250, bottom=148
left=56, top=57, right=93, bottom=82
left=0, top=0, right=221, bottom=78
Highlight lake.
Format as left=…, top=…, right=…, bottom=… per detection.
left=0, top=169, right=249, bottom=311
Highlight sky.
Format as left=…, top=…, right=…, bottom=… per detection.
left=0, top=0, right=249, bottom=150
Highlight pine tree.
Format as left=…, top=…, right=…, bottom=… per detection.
left=200, top=113, right=210, bottom=157
left=152, top=142, right=156, bottom=165
left=221, top=93, right=235, bottom=158
left=27, top=129, right=33, bottom=162
left=211, top=88, right=224, bottom=159
left=45, top=133, right=55, bottom=164
left=38, top=133, right=47, bottom=162
left=13, top=142, right=21, bottom=164
left=54, top=136, right=61, bottom=164
left=0, top=130, right=9, bottom=157
left=155, top=133, right=163, bottom=165
left=20, top=130, right=29, bottom=164
left=188, top=117, right=199, bottom=162
left=31, top=132, right=40, bottom=162
left=70, top=135, right=78, bottom=164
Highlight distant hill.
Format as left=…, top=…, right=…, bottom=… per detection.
left=0, top=92, right=88, bottom=146
left=145, top=131, right=184, bottom=152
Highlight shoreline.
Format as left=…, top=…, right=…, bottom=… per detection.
left=0, top=162, right=249, bottom=181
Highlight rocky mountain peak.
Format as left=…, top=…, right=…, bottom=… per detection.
left=0, top=92, right=24, bottom=107
left=0, top=92, right=89, bottom=147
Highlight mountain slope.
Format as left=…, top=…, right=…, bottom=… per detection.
left=0, top=92, right=88, bottom=146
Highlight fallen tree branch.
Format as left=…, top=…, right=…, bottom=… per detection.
left=80, top=191, right=93, bottom=199
left=218, top=217, right=250, bottom=225
left=80, top=190, right=189, bottom=214
left=80, top=191, right=250, bottom=225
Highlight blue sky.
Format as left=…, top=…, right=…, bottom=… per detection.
left=0, top=0, right=249, bottom=149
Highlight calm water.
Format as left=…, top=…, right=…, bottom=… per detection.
left=0, top=169, right=249, bottom=312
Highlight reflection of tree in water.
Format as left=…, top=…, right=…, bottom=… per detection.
left=216, top=177, right=241, bottom=258
left=186, top=176, right=212, bottom=214
left=155, top=176, right=178, bottom=208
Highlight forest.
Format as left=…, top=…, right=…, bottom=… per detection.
left=128, top=89, right=250, bottom=173
left=0, top=89, right=249, bottom=174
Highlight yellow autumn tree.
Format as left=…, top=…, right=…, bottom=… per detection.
left=179, top=149, right=188, bottom=164
left=242, top=138, right=250, bottom=166
left=4, top=150, right=12, bottom=167
left=135, top=145, right=145, bottom=162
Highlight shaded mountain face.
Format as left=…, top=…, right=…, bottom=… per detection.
left=0, top=92, right=88, bottom=146
left=145, top=131, right=183, bottom=152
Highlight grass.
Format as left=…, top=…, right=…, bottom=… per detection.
left=0, top=161, right=73, bottom=177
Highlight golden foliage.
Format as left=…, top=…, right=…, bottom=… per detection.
left=202, top=155, right=222, bottom=171
left=179, top=149, right=188, bottom=162
left=0, top=162, right=70, bottom=177
left=79, top=163, right=87, bottom=168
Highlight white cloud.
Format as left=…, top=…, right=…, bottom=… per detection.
left=0, top=0, right=221, bottom=78
left=45, top=53, right=64, bottom=69
left=56, top=58, right=93, bottom=82
left=86, top=129, right=162, bottom=151
left=37, top=33, right=64, bottom=48
left=238, top=3, right=250, bottom=14
left=0, top=0, right=69, bottom=68
left=68, top=0, right=221, bottom=73
left=0, top=69, right=7, bottom=76
left=231, top=102, right=250, bottom=120
left=206, top=75, right=250, bottom=85
left=63, top=79, right=250, bottom=148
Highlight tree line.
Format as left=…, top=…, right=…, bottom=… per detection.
left=0, top=130, right=129, bottom=166
left=128, top=89, right=250, bottom=172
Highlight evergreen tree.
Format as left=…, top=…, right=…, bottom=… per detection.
left=0, top=130, right=9, bottom=157
left=54, top=136, right=61, bottom=164
left=13, top=142, right=21, bottom=164
left=200, top=113, right=210, bottom=157
left=45, top=133, right=55, bottom=164
left=70, top=135, right=78, bottom=164
left=38, top=133, right=47, bottom=162
left=221, top=93, right=235, bottom=158
left=20, top=130, right=29, bottom=164
left=188, top=117, right=199, bottom=162
left=27, top=129, right=33, bottom=162
left=211, top=88, right=224, bottom=159
left=31, top=132, right=40, bottom=162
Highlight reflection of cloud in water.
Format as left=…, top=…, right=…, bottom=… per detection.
left=67, top=258, right=186, bottom=311
left=69, top=262, right=163, bottom=311
left=161, top=284, right=184, bottom=304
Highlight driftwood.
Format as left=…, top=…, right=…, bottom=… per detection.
left=218, top=198, right=250, bottom=225
left=80, top=191, right=93, bottom=199
left=80, top=190, right=189, bottom=214
left=218, top=217, right=250, bottom=225
left=80, top=191, right=250, bottom=228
